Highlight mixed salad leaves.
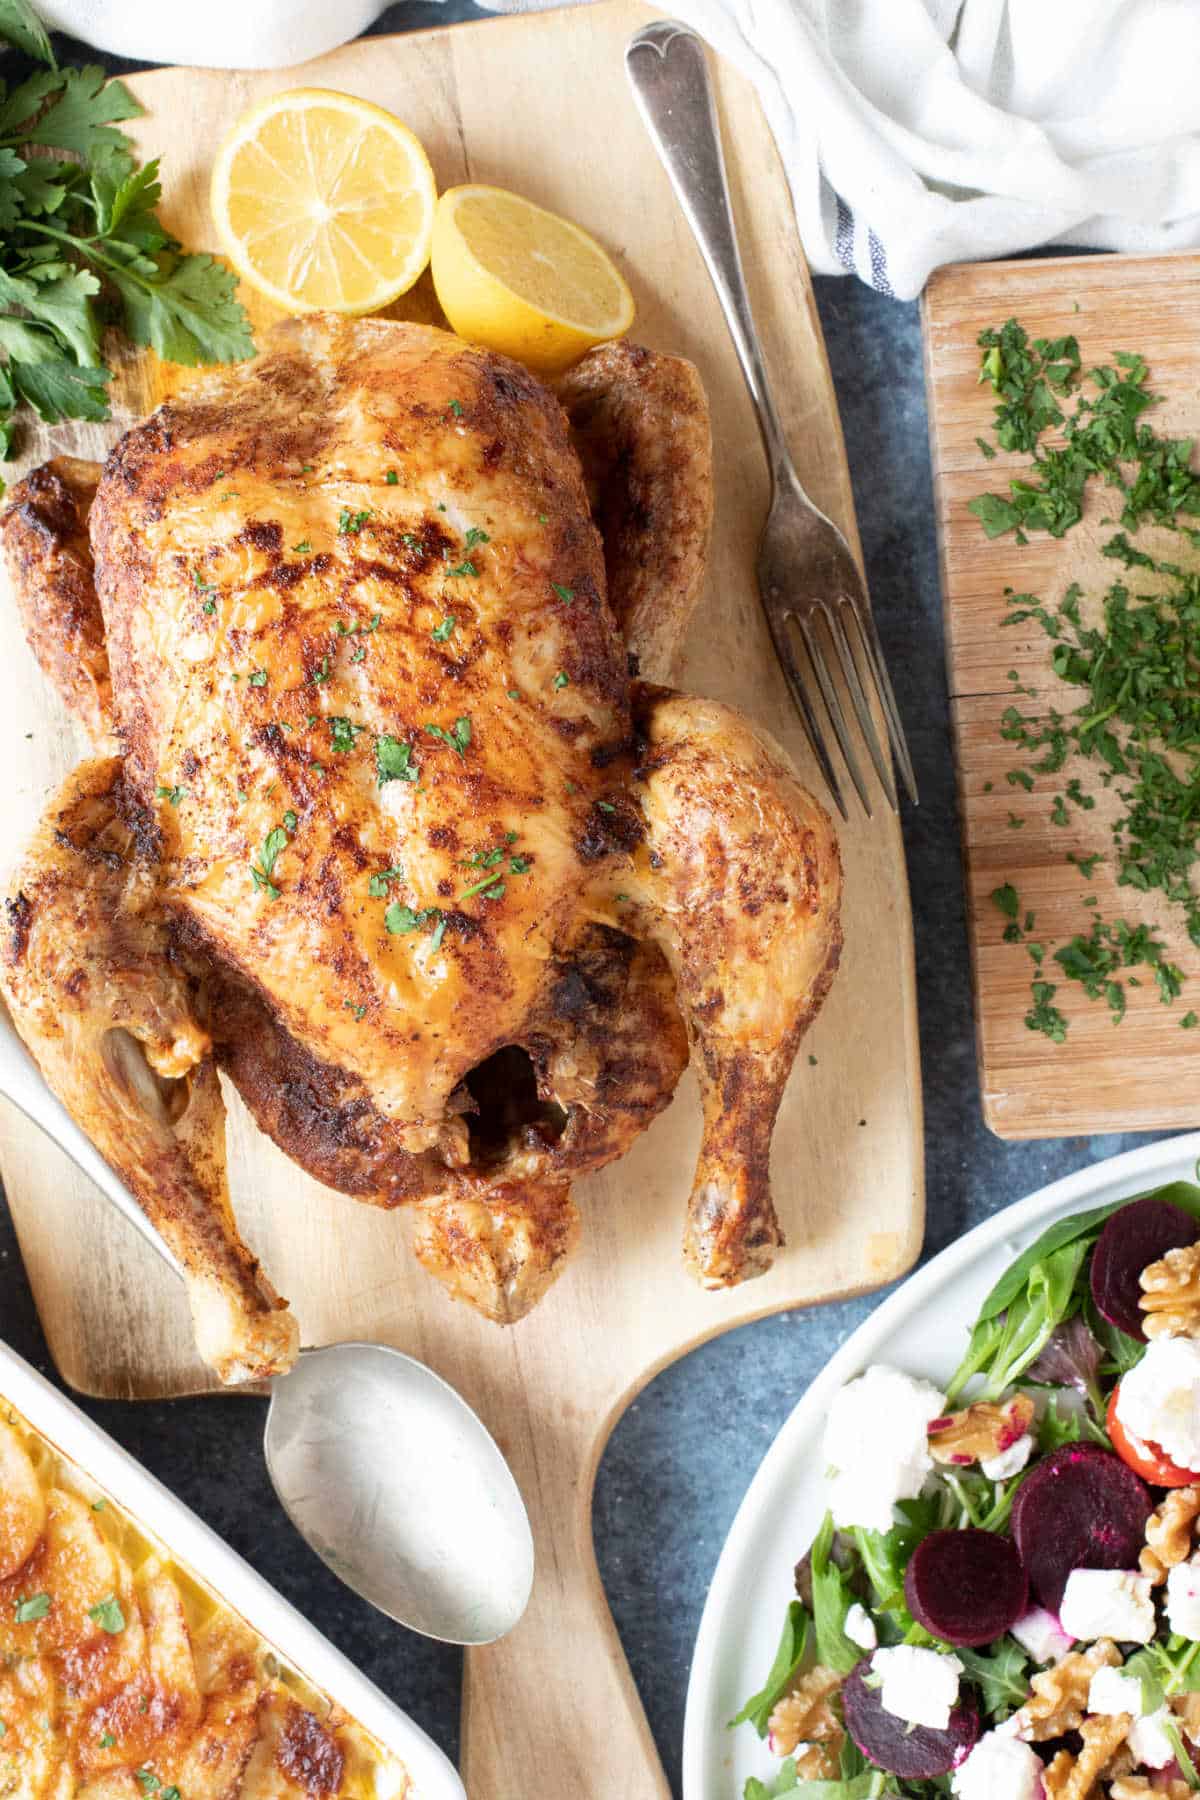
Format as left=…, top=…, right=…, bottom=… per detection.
left=733, top=1179, right=1200, bottom=1798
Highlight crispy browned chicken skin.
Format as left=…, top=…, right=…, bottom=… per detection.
left=2, top=315, right=842, bottom=1381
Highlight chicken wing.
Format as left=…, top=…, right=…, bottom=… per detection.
left=1, top=758, right=297, bottom=1381
left=2, top=455, right=110, bottom=741
left=556, top=340, right=712, bottom=681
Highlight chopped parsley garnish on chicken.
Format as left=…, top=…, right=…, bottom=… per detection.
left=312, top=656, right=330, bottom=684
left=250, top=821, right=291, bottom=899
left=368, top=865, right=403, bottom=897
left=464, top=526, right=489, bottom=549
left=384, top=469, right=398, bottom=484
left=291, top=539, right=312, bottom=553
left=458, top=835, right=530, bottom=895
left=248, top=668, right=267, bottom=687
left=550, top=582, right=574, bottom=604
left=425, top=716, right=471, bottom=755
left=337, top=507, right=372, bottom=536
left=431, top=614, right=456, bottom=642
left=385, top=902, right=440, bottom=936
left=553, top=670, right=569, bottom=689
left=444, top=558, right=478, bottom=579
left=328, top=715, right=365, bottom=753
left=459, top=874, right=505, bottom=901
left=14, top=1594, right=50, bottom=1622
left=375, top=735, right=418, bottom=786
left=154, top=784, right=184, bottom=806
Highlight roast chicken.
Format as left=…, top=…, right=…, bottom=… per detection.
left=1, top=315, right=842, bottom=1384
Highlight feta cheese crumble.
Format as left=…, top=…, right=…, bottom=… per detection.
left=1059, top=1569, right=1155, bottom=1645
left=1129, top=1709, right=1176, bottom=1769
left=1116, top=1337, right=1200, bottom=1472
left=1087, top=1666, right=1144, bottom=1716
left=951, top=1731, right=1043, bottom=1800
left=1086, top=1667, right=1175, bottom=1767
left=981, top=1432, right=1034, bottom=1481
left=1167, top=1561, right=1200, bottom=1639
left=844, top=1602, right=877, bottom=1651
left=1010, top=1606, right=1074, bottom=1664
left=871, top=1645, right=963, bottom=1731
left=823, top=1365, right=946, bottom=1534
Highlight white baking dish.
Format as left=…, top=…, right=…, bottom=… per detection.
left=0, top=1335, right=467, bottom=1800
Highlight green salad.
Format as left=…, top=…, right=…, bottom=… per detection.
left=733, top=1180, right=1200, bottom=1799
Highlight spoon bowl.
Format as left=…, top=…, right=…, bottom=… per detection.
left=266, top=1340, right=533, bottom=1642
left=0, top=998, right=534, bottom=1644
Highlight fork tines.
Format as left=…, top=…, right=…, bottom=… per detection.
left=764, top=595, right=918, bottom=822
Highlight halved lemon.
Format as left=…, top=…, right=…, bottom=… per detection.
left=431, top=185, right=635, bottom=373
left=210, top=88, right=437, bottom=316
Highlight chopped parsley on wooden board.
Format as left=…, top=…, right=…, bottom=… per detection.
left=968, top=319, right=1200, bottom=1043
left=924, top=255, right=1200, bottom=1135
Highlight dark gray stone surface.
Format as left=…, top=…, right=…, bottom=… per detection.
left=0, top=15, right=1182, bottom=1798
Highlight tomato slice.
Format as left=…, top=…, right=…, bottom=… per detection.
left=1107, top=1384, right=1196, bottom=1487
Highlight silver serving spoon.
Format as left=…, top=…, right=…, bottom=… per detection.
left=0, top=1001, right=534, bottom=1646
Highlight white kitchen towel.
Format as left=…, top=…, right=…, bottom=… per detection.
left=30, top=0, right=1200, bottom=300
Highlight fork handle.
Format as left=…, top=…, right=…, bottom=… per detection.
left=626, top=20, right=791, bottom=480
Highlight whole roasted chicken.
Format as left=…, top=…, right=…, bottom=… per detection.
left=1, top=316, right=841, bottom=1384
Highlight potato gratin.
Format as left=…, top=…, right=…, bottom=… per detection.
left=0, top=1399, right=412, bottom=1799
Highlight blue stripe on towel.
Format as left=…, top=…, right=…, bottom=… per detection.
left=835, top=195, right=855, bottom=272
left=867, top=229, right=893, bottom=296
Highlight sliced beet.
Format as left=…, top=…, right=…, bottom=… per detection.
left=1011, top=1441, right=1152, bottom=1610
left=904, top=1529, right=1028, bottom=1646
left=1090, top=1196, right=1198, bottom=1340
left=841, top=1660, right=979, bottom=1779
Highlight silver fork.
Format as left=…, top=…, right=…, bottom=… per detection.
left=625, top=20, right=918, bottom=820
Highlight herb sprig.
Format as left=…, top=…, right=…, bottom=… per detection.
left=0, top=3, right=253, bottom=461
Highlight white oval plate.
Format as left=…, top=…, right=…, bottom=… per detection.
left=683, top=1131, right=1200, bottom=1799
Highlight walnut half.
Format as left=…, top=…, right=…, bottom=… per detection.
left=1008, top=1641, right=1121, bottom=1741
left=1141, top=1485, right=1200, bottom=1583
left=766, top=1664, right=843, bottom=1768
left=1140, top=1242, right=1200, bottom=1340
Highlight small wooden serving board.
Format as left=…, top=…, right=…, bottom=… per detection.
left=925, top=252, right=1200, bottom=1141
left=0, top=6, right=922, bottom=1793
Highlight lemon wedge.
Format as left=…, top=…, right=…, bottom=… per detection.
left=431, top=185, right=635, bottom=373
left=210, top=88, right=437, bottom=316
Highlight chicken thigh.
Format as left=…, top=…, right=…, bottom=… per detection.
left=2, top=315, right=841, bottom=1380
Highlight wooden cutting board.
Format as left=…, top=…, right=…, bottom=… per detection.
left=924, top=252, right=1200, bottom=1140
left=0, top=5, right=922, bottom=1793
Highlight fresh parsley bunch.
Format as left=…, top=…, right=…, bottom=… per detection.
left=0, top=0, right=253, bottom=458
